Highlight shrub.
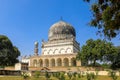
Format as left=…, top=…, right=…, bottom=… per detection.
left=59, top=72, right=65, bottom=80
left=53, top=72, right=65, bottom=80
left=67, top=72, right=72, bottom=79
left=73, top=72, right=77, bottom=77
left=78, top=71, right=84, bottom=78
left=45, top=71, right=51, bottom=80
left=21, top=71, right=29, bottom=80
left=86, top=72, right=97, bottom=80
left=78, top=73, right=81, bottom=78
left=33, top=71, right=40, bottom=78
left=118, top=70, right=120, bottom=76
left=53, top=72, right=60, bottom=78
left=108, top=70, right=118, bottom=80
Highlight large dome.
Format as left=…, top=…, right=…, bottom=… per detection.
left=48, top=21, right=76, bottom=41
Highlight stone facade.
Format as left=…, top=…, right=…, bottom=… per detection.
left=30, top=54, right=79, bottom=67
left=41, top=38, right=79, bottom=55
left=24, top=20, right=81, bottom=71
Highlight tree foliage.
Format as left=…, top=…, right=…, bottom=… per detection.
left=76, top=39, right=117, bottom=66
left=84, top=0, right=120, bottom=39
left=0, top=35, right=20, bottom=66
left=111, top=46, right=120, bottom=69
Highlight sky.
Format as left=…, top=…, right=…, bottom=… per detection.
left=0, top=0, right=120, bottom=56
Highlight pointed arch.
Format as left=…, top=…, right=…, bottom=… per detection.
left=71, top=58, right=76, bottom=66
left=33, top=59, right=37, bottom=67
left=51, top=58, right=55, bottom=67
left=39, top=59, right=43, bottom=67
left=44, top=59, right=49, bottom=67
left=63, top=58, right=69, bottom=66
left=57, top=58, right=62, bottom=66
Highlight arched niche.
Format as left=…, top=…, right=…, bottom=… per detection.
left=54, top=49, right=59, bottom=54
left=60, top=48, right=65, bottom=54
left=48, top=49, right=53, bottom=54
left=43, top=50, right=47, bottom=55
left=66, top=48, right=72, bottom=53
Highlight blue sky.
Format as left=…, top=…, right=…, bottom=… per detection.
left=0, top=0, right=120, bottom=56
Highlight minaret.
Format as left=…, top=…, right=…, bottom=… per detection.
left=34, top=41, right=39, bottom=56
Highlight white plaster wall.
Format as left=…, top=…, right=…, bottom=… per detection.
left=15, top=63, right=21, bottom=70
left=42, top=45, right=73, bottom=55
left=21, top=59, right=30, bottom=66
left=41, top=39, right=80, bottom=55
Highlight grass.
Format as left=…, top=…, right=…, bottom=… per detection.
left=0, top=76, right=120, bottom=80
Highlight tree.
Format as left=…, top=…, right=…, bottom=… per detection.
left=76, top=39, right=117, bottom=66
left=84, top=0, right=120, bottom=39
left=0, top=35, right=20, bottom=66
left=111, top=46, right=120, bottom=69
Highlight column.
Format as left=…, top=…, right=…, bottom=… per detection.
left=49, top=59, right=52, bottom=67
left=76, top=60, right=81, bottom=66
left=43, top=59, right=45, bottom=67
left=69, top=58, right=71, bottom=67
left=55, top=59, right=57, bottom=67
left=62, top=59, right=64, bottom=67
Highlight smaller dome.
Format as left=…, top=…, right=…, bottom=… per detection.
left=49, top=21, right=76, bottom=41
left=34, top=41, right=38, bottom=45
left=34, top=41, right=38, bottom=47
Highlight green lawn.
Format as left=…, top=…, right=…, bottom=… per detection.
left=0, top=76, right=120, bottom=80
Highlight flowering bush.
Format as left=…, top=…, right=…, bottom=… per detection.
left=21, top=71, right=30, bottom=80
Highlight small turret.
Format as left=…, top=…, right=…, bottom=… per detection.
left=34, top=41, right=39, bottom=56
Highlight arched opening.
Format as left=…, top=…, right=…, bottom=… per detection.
left=57, top=58, right=62, bottom=66
left=63, top=58, right=69, bottom=67
left=71, top=58, right=76, bottom=66
left=33, top=59, right=37, bottom=67
left=39, top=59, right=43, bottom=67
left=51, top=59, right=55, bottom=67
left=45, top=59, right=49, bottom=67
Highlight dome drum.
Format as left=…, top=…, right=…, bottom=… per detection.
left=49, top=34, right=75, bottom=41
